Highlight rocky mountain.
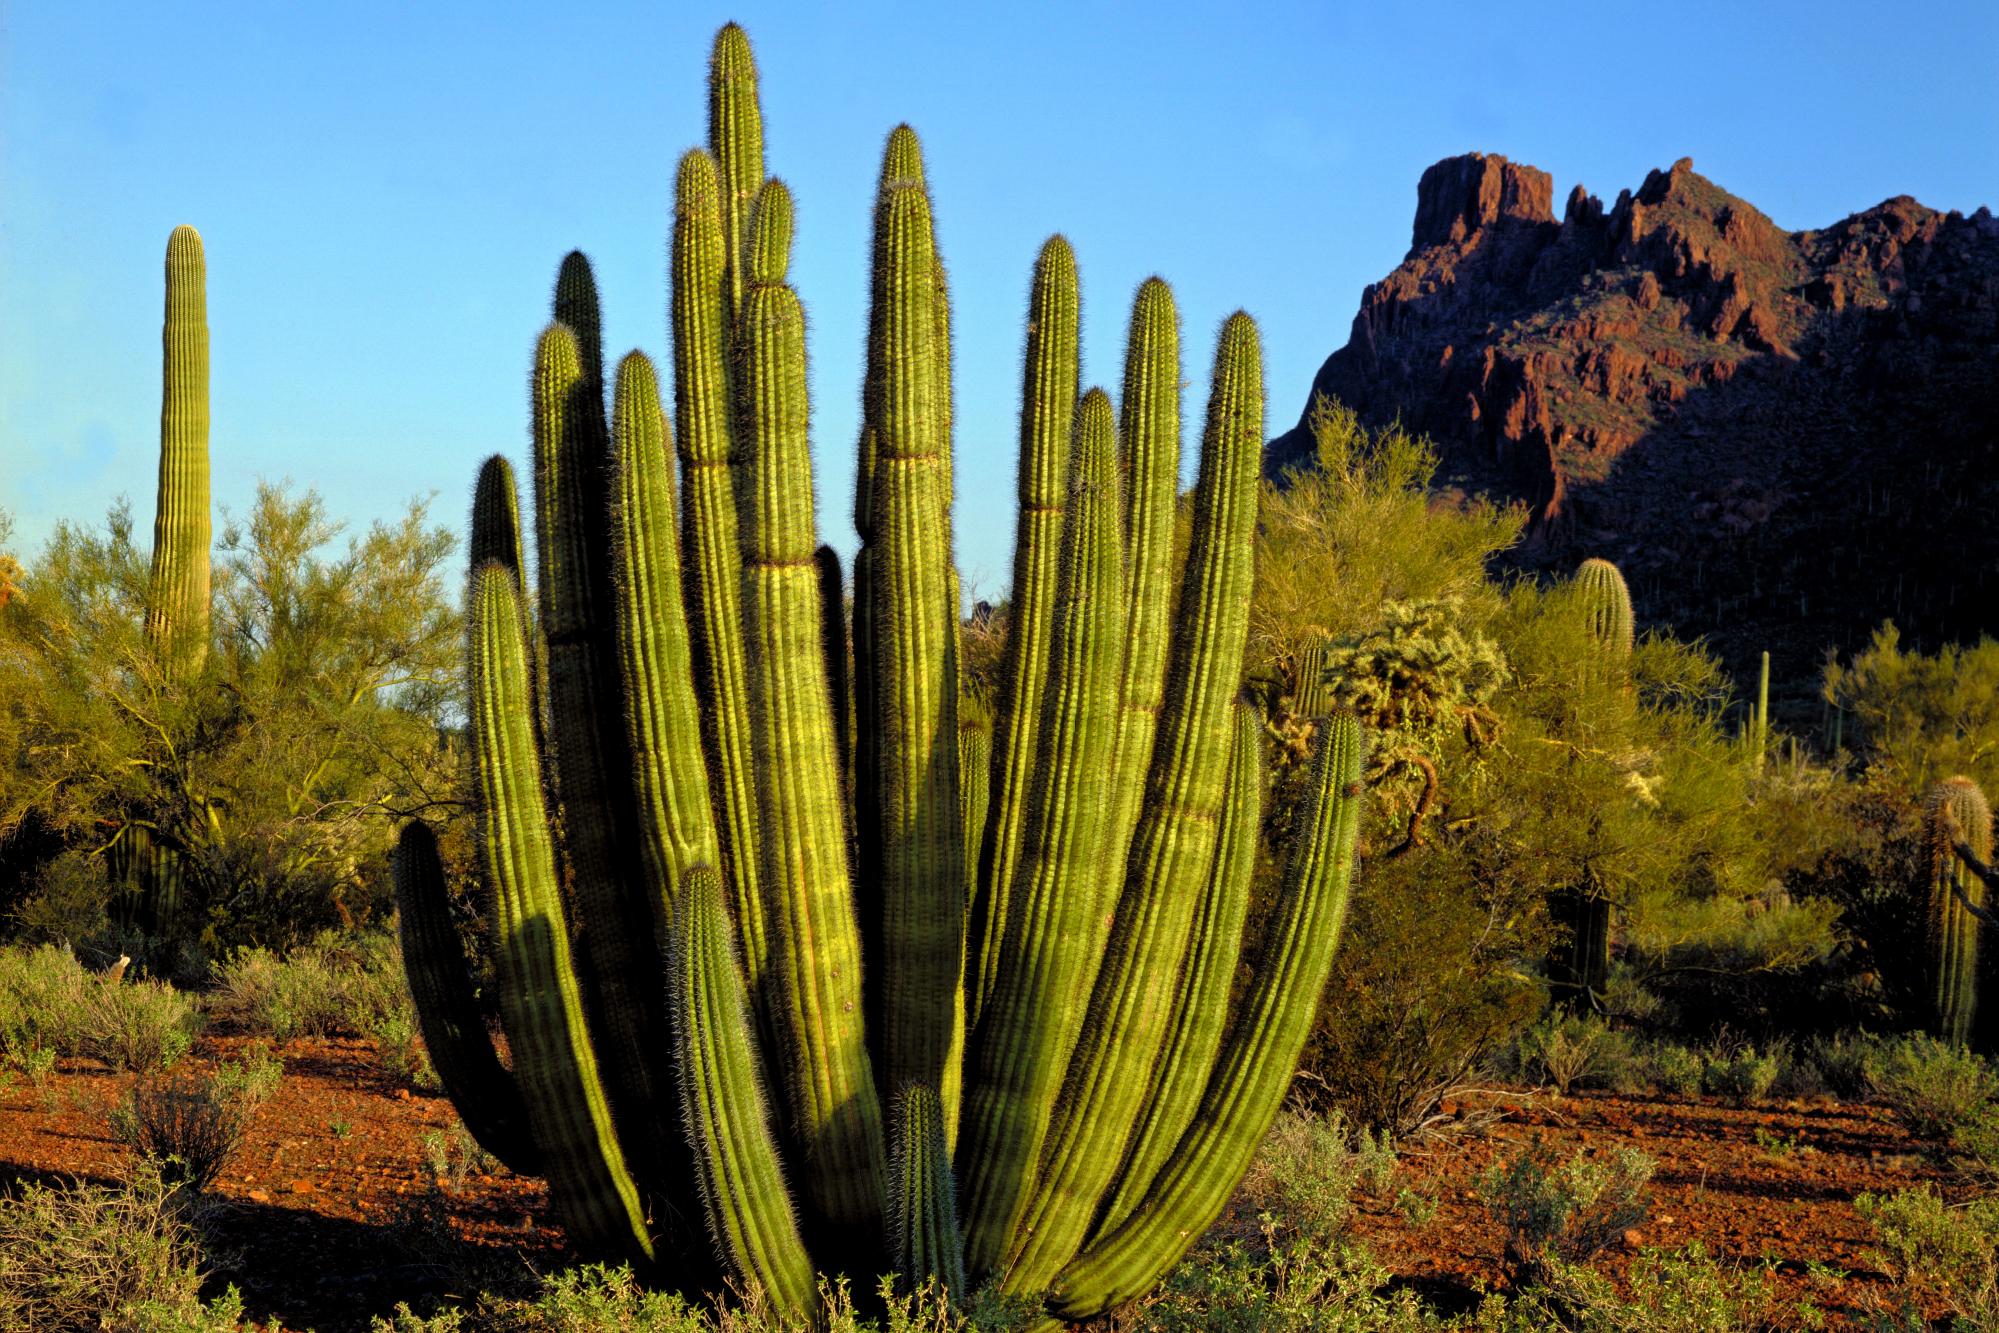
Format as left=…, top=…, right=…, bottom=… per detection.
left=1269, top=153, right=1999, bottom=690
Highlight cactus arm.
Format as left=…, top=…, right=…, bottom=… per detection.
left=670, top=148, right=770, bottom=1011
left=1050, top=714, right=1365, bottom=1319
left=609, top=351, right=720, bottom=922
left=1093, top=704, right=1262, bottom=1236
left=529, top=320, right=672, bottom=1192
left=145, top=224, right=211, bottom=676
left=890, top=1085, right=966, bottom=1298
left=739, top=191, right=889, bottom=1247
left=392, top=821, right=542, bottom=1175
left=671, top=868, right=818, bottom=1319
left=957, top=388, right=1123, bottom=1281
left=865, top=173, right=965, bottom=1123
left=467, top=565, right=651, bottom=1262
left=554, top=250, right=608, bottom=433
left=966, top=236, right=1081, bottom=1028
left=708, top=23, right=765, bottom=319
left=1005, top=309, right=1260, bottom=1290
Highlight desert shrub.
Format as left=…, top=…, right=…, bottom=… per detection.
left=1805, top=1030, right=1893, bottom=1098
left=1699, top=1043, right=1779, bottom=1105
left=1640, top=1041, right=1704, bottom=1096
left=0, top=943, right=94, bottom=1057
left=209, top=929, right=424, bottom=1083
left=0, top=1161, right=245, bottom=1332
left=420, top=1120, right=499, bottom=1192
left=1511, top=1013, right=1638, bottom=1095
left=113, top=1048, right=282, bottom=1191
left=1476, top=1140, right=1654, bottom=1280
left=1868, top=1034, right=1998, bottom=1141
left=370, top=1269, right=1028, bottom=1332
left=1857, top=1186, right=1999, bottom=1330
left=1238, top=1108, right=1398, bottom=1244
left=86, top=974, right=202, bottom=1073
left=1498, top=1241, right=1776, bottom=1332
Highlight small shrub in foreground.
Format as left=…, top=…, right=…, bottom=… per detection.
left=1476, top=1140, right=1654, bottom=1281
left=1494, top=1241, right=1777, bottom=1332
left=0, top=1161, right=245, bottom=1332
left=1699, top=1045, right=1779, bottom=1106
left=1857, top=1186, right=1999, bottom=1329
left=1641, top=1041, right=1703, bottom=1096
left=113, top=1048, right=283, bottom=1192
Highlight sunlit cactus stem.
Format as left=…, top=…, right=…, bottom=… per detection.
left=1927, top=776, right=1993, bottom=1047
left=145, top=225, right=212, bottom=677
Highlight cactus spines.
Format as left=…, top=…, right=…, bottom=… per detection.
left=1051, top=712, right=1367, bottom=1320
left=890, top=1085, right=966, bottom=1298
left=146, top=224, right=211, bottom=676
left=967, top=234, right=1081, bottom=1029
left=1575, top=556, right=1634, bottom=657
left=1927, top=775, right=1993, bottom=1046
left=470, top=455, right=527, bottom=582
left=672, top=867, right=817, bottom=1319
left=420, top=25, right=1367, bottom=1320
left=392, top=821, right=541, bottom=1175
left=554, top=250, right=607, bottom=419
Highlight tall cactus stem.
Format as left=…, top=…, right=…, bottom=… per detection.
left=145, top=224, right=211, bottom=676
left=1927, top=776, right=1993, bottom=1046
left=1050, top=713, right=1366, bottom=1319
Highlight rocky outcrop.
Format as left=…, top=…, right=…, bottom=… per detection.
left=1270, top=153, right=1999, bottom=675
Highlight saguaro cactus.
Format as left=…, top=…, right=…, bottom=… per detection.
left=397, top=24, right=1366, bottom=1323
left=1927, top=775, right=1993, bottom=1047
left=145, top=225, right=212, bottom=676
left=1556, top=556, right=1634, bottom=1004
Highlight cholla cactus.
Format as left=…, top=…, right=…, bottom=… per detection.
left=396, top=24, right=1367, bottom=1324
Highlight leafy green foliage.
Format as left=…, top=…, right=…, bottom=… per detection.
left=1475, top=1141, right=1654, bottom=1281
left=1826, top=623, right=1999, bottom=796
left=0, top=484, right=460, bottom=952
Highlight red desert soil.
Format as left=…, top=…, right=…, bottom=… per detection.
left=0, top=1029, right=1965, bottom=1330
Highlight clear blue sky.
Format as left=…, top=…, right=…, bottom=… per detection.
left=5, top=1, right=1994, bottom=596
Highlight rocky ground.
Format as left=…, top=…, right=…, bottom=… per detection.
left=0, top=1027, right=1967, bottom=1330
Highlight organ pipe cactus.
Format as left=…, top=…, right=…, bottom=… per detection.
left=1926, top=775, right=1993, bottom=1047
left=396, top=23, right=1365, bottom=1323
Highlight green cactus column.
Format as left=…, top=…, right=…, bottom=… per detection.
left=1928, top=776, right=1993, bottom=1047
left=145, top=225, right=211, bottom=676
left=671, top=868, right=816, bottom=1319
left=967, top=236, right=1080, bottom=1028
left=1576, top=556, right=1633, bottom=655
left=890, top=1085, right=965, bottom=1298
left=392, top=821, right=541, bottom=1175
left=1004, top=310, right=1261, bottom=1292
left=466, top=564, right=651, bottom=1262
left=863, top=149, right=964, bottom=1123
left=671, top=148, right=770, bottom=1018
left=958, top=387, right=1124, bottom=1280
left=738, top=180, right=888, bottom=1251
left=1050, top=713, right=1366, bottom=1320
left=1560, top=555, right=1634, bottom=1003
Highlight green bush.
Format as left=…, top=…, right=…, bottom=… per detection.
left=0, top=1161, right=246, bottom=1332
left=86, top=975, right=202, bottom=1073
left=1640, top=1041, right=1704, bottom=1096
left=1868, top=1034, right=1998, bottom=1141
left=1804, top=1030, right=1893, bottom=1099
left=1857, top=1186, right=1999, bottom=1330
left=1495, top=1241, right=1777, bottom=1332
left=1237, top=1109, right=1398, bottom=1245
left=1699, top=1044, right=1779, bottom=1105
left=1512, top=1014, right=1637, bottom=1095
left=1475, top=1140, right=1654, bottom=1281
left=0, top=943, right=94, bottom=1057
left=209, top=929, right=429, bottom=1081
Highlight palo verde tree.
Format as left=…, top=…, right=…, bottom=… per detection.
left=394, top=24, right=1366, bottom=1324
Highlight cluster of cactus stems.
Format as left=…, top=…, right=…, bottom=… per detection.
left=1557, top=556, right=1634, bottom=1003
left=114, top=226, right=212, bottom=937
left=1926, top=775, right=1993, bottom=1047
left=395, top=23, right=1366, bottom=1324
